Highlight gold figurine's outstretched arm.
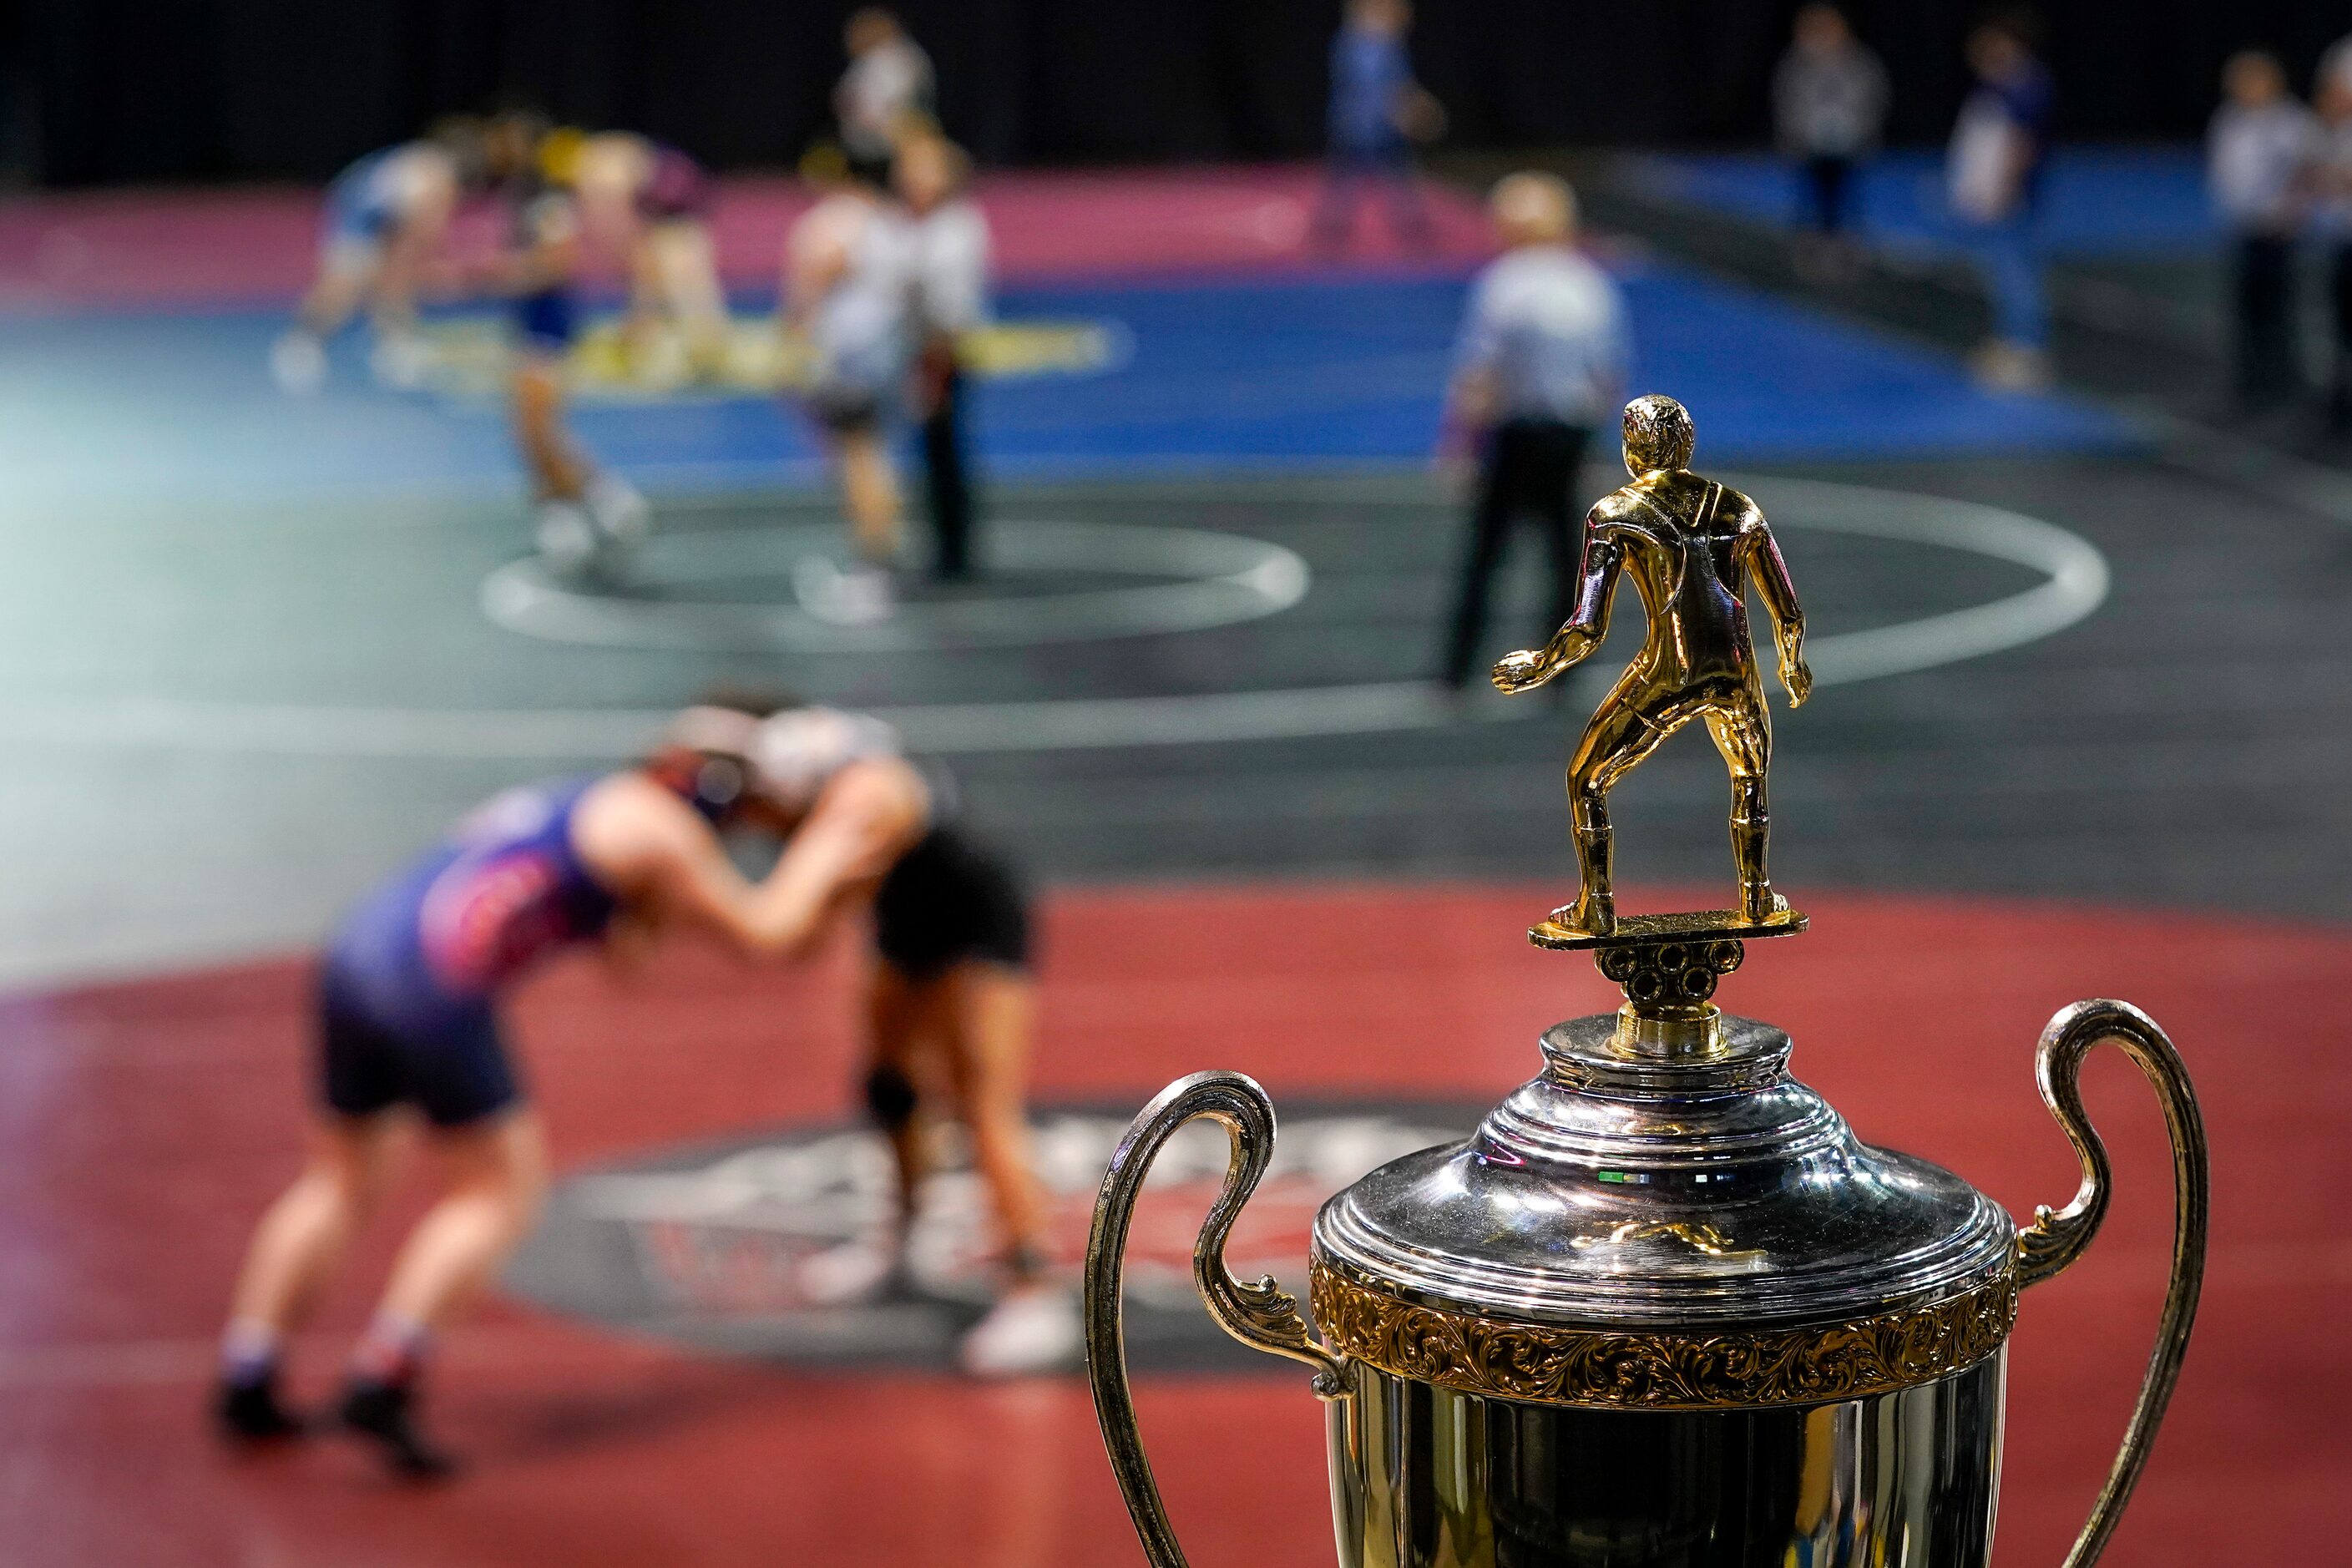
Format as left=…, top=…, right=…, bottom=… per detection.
left=1494, top=528, right=1621, bottom=693
left=1743, top=519, right=1810, bottom=706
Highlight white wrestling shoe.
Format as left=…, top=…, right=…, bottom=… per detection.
left=797, top=1238, right=906, bottom=1307
left=534, top=499, right=601, bottom=579
left=959, top=1284, right=1082, bottom=1378
left=370, top=331, right=432, bottom=390
left=269, top=331, right=327, bottom=396
left=584, top=474, right=653, bottom=573
left=792, top=557, right=896, bottom=626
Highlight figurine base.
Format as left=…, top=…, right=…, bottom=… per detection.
left=1530, top=905, right=1808, bottom=951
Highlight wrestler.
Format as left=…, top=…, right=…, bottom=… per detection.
left=1493, top=394, right=1811, bottom=934
left=271, top=119, right=478, bottom=394
left=215, top=700, right=926, bottom=1474
left=555, top=128, right=731, bottom=379
left=784, top=149, right=913, bottom=623
left=480, top=114, right=648, bottom=577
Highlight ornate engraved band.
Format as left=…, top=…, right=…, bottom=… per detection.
left=1308, top=1261, right=2019, bottom=1411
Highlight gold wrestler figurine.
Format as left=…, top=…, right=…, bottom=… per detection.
left=1493, top=394, right=1810, bottom=937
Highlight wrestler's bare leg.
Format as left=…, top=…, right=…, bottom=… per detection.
left=1703, top=688, right=1776, bottom=922
left=835, top=426, right=903, bottom=565
left=646, top=222, right=730, bottom=377
left=929, top=962, right=1047, bottom=1276
left=372, top=1110, right=548, bottom=1333
left=865, top=961, right=935, bottom=1245
left=295, top=253, right=379, bottom=342
left=1562, top=670, right=1682, bottom=933
left=226, top=1113, right=405, bottom=1341
left=512, top=359, right=589, bottom=502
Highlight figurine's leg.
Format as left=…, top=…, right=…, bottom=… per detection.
left=1562, top=685, right=1674, bottom=933
left=1704, top=699, right=1775, bottom=922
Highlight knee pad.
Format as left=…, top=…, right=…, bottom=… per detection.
left=862, top=1062, right=918, bottom=1130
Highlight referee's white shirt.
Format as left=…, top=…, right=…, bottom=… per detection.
left=1453, top=244, right=1627, bottom=427
left=906, top=199, right=992, bottom=339
left=2209, top=99, right=2320, bottom=234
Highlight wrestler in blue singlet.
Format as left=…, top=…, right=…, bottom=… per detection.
left=321, top=142, right=449, bottom=257
left=319, top=775, right=711, bottom=1126
left=508, top=179, right=581, bottom=358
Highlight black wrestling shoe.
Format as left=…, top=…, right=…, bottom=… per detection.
left=337, top=1380, right=460, bottom=1481
left=214, top=1374, right=306, bottom=1443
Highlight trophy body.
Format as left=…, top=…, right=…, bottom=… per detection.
left=1082, top=397, right=2207, bottom=1568
left=1324, top=1358, right=2002, bottom=1568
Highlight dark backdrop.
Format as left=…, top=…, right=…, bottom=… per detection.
left=18, top=0, right=2352, bottom=185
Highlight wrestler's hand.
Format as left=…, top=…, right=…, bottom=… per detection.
left=1779, top=648, right=1813, bottom=707
left=1491, top=647, right=1560, bottom=694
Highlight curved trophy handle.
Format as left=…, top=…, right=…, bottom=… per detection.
left=2014, top=999, right=2209, bottom=1568
left=1084, top=1070, right=1349, bottom=1568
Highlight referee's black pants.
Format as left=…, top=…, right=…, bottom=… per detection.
left=2330, top=242, right=2352, bottom=432
left=1442, top=417, right=1588, bottom=690
left=2233, top=232, right=2300, bottom=408
left=922, top=359, right=975, bottom=580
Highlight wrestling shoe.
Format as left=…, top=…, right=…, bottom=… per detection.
left=797, top=1237, right=910, bottom=1307
left=214, top=1373, right=306, bottom=1443
left=959, top=1284, right=1082, bottom=1378
left=268, top=331, right=328, bottom=396
left=792, top=558, right=896, bottom=626
left=584, top=473, right=654, bottom=572
left=338, top=1379, right=459, bottom=1481
left=369, top=332, right=432, bottom=391
left=534, top=499, right=601, bottom=579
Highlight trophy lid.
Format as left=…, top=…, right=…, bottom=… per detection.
left=1307, top=923, right=2021, bottom=1411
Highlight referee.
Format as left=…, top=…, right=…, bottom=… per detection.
left=1438, top=173, right=1628, bottom=690
left=896, top=133, right=989, bottom=580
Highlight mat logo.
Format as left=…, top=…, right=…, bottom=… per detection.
left=409, top=314, right=1125, bottom=405
left=506, top=1099, right=1476, bottom=1373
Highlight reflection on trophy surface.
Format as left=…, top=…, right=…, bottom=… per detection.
left=1085, top=396, right=2210, bottom=1568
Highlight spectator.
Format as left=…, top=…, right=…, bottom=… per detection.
left=1437, top=174, right=1627, bottom=690
left=1947, top=11, right=2056, bottom=390
left=1312, top=0, right=1444, bottom=251
left=1771, top=5, right=1889, bottom=279
left=2208, top=51, right=2319, bottom=412
left=836, top=8, right=934, bottom=184
left=2314, top=38, right=2352, bottom=432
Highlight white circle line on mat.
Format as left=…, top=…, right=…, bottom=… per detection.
left=0, top=478, right=2107, bottom=756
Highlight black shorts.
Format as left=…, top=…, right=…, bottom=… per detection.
left=807, top=384, right=887, bottom=435
left=873, top=827, right=1031, bottom=982
left=316, top=969, right=522, bottom=1128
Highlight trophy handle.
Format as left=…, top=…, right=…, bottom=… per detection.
left=2013, top=999, right=2210, bottom=1568
left=1084, top=1070, right=1349, bottom=1568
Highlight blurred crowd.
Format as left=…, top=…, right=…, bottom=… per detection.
left=1771, top=6, right=2053, bottom=391
left=1769, top=5, right=2352, bottom=424
left=2206, top=37, right=2352, bottom=426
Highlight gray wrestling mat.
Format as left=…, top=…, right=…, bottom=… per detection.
left=0, top=462, right=2344, bottom=987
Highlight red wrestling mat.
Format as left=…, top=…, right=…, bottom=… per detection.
left=0, top=166, right=1493, bottom=312
left=0, top=883, right=2340, bottom=1565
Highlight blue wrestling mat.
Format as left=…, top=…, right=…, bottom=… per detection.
left=0, top=260, right=2138, bottom=509
left=1631, top=144, right=2214, bottom=260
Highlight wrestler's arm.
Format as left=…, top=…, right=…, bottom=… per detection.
left=377, top=172, right=459, bottom=306
left=1493, top=510, right=1623, bottom=693
left=582, top=762, right=929, bottom=961
left=1739, top=503, right=1811, bottom=706
left=785, top=220, right=848, bottom=331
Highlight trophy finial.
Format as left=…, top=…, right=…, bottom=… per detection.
left=1493, top=394, right=1813, bottom=944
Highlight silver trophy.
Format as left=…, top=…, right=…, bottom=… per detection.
left=1082, top=398, right=2208, bottom=1566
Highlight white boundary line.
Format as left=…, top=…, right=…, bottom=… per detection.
left=480, top=519, right=1312, bottom=653
left=0, top=477, right=2107, bottom=758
